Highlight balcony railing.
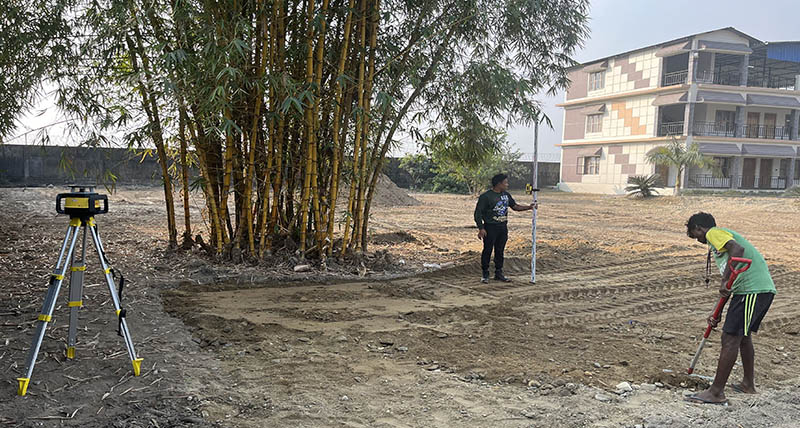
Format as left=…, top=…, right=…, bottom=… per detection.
left=739, top=124, right=793, bottom=140
left=658, top=121, right=684, bottom=136
left=688, top=175, right=732, bottom=189
left=696, top=70, right=742, bottom=86
left=662, top=70, right=688, bottom=86
left=690, top=121, right=793, bottom=140
left=735, top=176, right=788, bottom=190
left=747, top=76, right=798, bottom=91
left=693, top=121, right=736, bottom=137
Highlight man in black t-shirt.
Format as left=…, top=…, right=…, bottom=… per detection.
left=474, top=173, right=535, bottom=283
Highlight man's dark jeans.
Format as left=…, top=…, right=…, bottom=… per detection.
left=481, top=223, right=508, bottom=274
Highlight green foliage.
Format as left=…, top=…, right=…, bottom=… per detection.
left=435, top=145, right=526, bottom=194
left=646, top=136, right=720, bottom=195
left=0, top=0, right=73, bottom=140
left=399, top=139, right=525, bottom=195
left=784, top=186, right=800, bottom=197
left=626, top=175, right=660, bottom=198
left=398, top=154, right=435, bottom=190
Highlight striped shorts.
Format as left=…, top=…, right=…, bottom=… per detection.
left=722, top=292, right=774, bottom=336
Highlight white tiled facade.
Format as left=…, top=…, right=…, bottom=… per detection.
left=587, top=50, right=661, bottom=97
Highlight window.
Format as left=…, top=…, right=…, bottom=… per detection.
left=586, top=114, right=603, bottom=133
left=713, top=157, right=731, bottom=177
left=576, top=156, right=600, bottom=175
left=714, top=110, right=736, bottom=136
left=588, top=70, right=605, bottom=91
left=780, top=159, right=790, bottom=178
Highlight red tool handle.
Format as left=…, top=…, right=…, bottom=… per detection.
left=702, top=257, right=752, bottom=339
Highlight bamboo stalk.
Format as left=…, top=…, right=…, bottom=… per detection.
left=340, top=0, right=367, bottom=256
left=184, top=108, right=223, bottom=254
left=297, top=0, right=317, bottom=253
left=324, top=0, right=355, bottom=257
left=259, top=0, right=280, bottom=258
left=245, top=0, right=269, bottom=256
left=353, top=0, right=380, bottom=250
left=178, top=106, right=192, bottom=245
left=268, top=0, right=287, bottom=238
left=125, top=20, right=178, bottom=247
left=311, top=0, right=331, bottom=254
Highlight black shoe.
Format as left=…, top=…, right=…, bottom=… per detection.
left=494, top=272, right=511, bottom=282
left=481, top=270, right=489, bottom=284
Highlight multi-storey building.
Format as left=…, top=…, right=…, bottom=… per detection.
left=557, top=28, right=800, bottom=194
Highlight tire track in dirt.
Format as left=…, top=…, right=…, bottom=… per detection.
left=377, top=257, right=800, bottom=332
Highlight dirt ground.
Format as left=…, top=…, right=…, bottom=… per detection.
left=1, top=186, right=800, bottom=427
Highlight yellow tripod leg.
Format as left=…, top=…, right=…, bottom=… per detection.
left=132, top=358, right=144, bottom=376
left=17, top=378, right=30, bottom=396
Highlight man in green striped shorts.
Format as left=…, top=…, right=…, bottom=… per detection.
left=685, top=212, right=776, bottom=405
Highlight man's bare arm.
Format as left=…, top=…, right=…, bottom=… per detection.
left=511, top=202, right=537, bottom=211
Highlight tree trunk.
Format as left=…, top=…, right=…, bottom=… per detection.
left=125, top=26, right=178, bottom=248
left=359, top=23, right=456, bottom=252
left=178, top=107, right=192, bottom=247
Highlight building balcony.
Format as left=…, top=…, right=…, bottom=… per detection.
left=735, top=175, right=789, bottom=190
left=696, top=70, right=742, bottom=86
left=695, top=70, right=798, bottom=90
left=693, top=121, right=793, bottom=140
left=662, top=70, right=688, bottom=87
left=747, top=76, right=798, bottom=91
left=692, top=121, right=737, bottom=137
left=658, top=121, right=684, bottom=136
left=687, top=174, right=790, bottom=190
left=658, top=120, right=795, bottom=140
left=687, top=174, right=732, bottom=189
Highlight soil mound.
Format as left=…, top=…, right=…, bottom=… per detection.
left=340, top=174, right=420, bottom=207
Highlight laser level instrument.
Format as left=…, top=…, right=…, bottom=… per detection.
left=16, top=185, right=142, bottom=396
left=687, top=256, right=752, bottom=375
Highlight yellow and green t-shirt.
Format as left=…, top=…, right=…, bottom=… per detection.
left=706, top=227, right=776, bottom=295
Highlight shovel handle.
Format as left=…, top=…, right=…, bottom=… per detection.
left=702, top=257, right=751, bottom=338
left=689, top=257, right=753, bottom=373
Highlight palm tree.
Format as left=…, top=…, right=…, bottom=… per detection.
left=626, top=175, right=660, bottom=198
left=646, top=136, right=719, bottom=195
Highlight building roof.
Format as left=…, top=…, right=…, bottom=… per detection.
left=569, top=27, right=763, bottom=71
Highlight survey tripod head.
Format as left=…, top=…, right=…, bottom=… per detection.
left=56, top=185, right=109, bottom=218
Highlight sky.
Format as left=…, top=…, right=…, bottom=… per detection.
left=11, top=0, right=800, bottom=158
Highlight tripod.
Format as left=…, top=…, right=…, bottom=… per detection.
left=17, top=186, right=142, bottom=396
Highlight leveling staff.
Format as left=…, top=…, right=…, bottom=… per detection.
left=685, top=212, right=776, bottom=405
left=474, top=173, right=536, bottom=284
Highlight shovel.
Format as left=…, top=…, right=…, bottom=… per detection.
left=687, top=256, right=752, bottom=375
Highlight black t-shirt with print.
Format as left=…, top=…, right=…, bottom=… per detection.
left=474, top=190, right=517, bottom=228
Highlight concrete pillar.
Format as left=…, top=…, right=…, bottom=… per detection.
left=735, top=106, right=746, bottom=138
left=796, top=74, right=800, bottom=91
left=709, top=53, right=716, bottom=83
left=688, top=52, right=699, bottom=84
left=684, top=103, right=696, bottom=136
left=731, top=156, right=741, bottom=189
left=787, top=157, right=796, bottom=188
left=740, top=55, right=749, bottom=86
left=791, top=110, right=799, bottom=141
